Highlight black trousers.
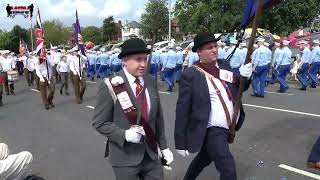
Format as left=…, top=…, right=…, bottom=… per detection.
left=184, top=127, right=237, bottom=180
left=308, top=136, right=320, bottom=163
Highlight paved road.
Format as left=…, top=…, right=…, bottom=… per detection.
left=0, top=76, right=319, bottom=180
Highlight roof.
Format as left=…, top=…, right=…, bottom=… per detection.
left=124, top=21, right=141, bottom=28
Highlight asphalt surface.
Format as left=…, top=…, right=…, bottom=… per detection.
left=0, top=75, right=320, bottom=180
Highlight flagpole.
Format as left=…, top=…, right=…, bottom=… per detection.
left=229, top=0, right=265, bottom=144
left=30, top=19, right=34, bottom=55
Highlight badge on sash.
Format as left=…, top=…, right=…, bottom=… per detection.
left=219, top=69, right=233, bottom=83
left=117, top=91, right=134, bottom=110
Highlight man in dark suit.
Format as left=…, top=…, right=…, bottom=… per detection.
left=307, top=137, right=320, bottom=170
left=92, top=38, right=173, bottom=180
left=175, top=32, right=253, bottom=180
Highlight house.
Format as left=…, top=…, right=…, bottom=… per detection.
left=121, top=21, right=141, bottom=41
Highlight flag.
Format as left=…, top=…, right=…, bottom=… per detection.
left=19, top=38, right=29, bottom=55
left=240, top=0, right=282, bottom=29
left=73, top=10, right=85, bottom=55
left=35, top=8, right=46, bottom=64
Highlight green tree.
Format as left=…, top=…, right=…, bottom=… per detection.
left=42, top=20, right=72, bottom=46
left=102, top=16, right=117, bottom=42
left=0, top=25, right=29, bottom=53
left=82, top=26, right=103, bottom=44
left=140, top=0, right=169, bottom=41
left=261, top=0, right=320, bottom=36
left=175, top=0, right=243, bottom=34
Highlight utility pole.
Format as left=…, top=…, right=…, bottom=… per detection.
left=168, top=0, right=171, bottom=42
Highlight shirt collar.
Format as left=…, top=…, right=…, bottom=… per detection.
left=123, top=67, right=144, bottom=86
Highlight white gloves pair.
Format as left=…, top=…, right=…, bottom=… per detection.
left=161, top=148, right=174, bottom=166
left=125, top=126, right=145, bottom=143
left=239, top=63, right=253, bottom=78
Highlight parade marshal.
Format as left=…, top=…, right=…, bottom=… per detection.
left=175, top=32, right=253, bottom=180
left=92, top=38, right=173, bottom=180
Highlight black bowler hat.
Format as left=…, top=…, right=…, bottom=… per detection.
left=118, top=38, right=151, bottom=59
left=192, top=32, right=218, bottom=52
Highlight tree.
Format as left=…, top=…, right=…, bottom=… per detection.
left=0, top=25, right=29, bottom=53
left=42, top=20, right=72, bottom=46
left=261, top=0, right=320, bottom=36
left=102, top=16, right=117, bottom=42
left=140, top=0, right=169, bottom=41
left=175, top=0, right=243, bottom=34
left=82, top=26, right=103, bottom=44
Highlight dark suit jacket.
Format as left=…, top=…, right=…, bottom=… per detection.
left=175, top=59, right=250, bottom=153
left=92, top=70, right=167, bottom=167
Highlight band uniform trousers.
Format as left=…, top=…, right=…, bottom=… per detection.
left=297, top=63, right=309, bottom=88
left=308, top=137, right=320, bottom=163
left=24, top=68, right=35, bottom=86
left=309, top=61, right=320, bottom=87
left=277, top=64, right=291, bottom=92
left=16, top=61, right=24, bottom=75
left=71, top=71, right=86, bottom=103
left=0, top=72, right=14, bottom=94
left=112, top=153, right=164, bottom=180
left=0, top=143, right=33, bottom=180
left=184, top=127, right=237, bottom=180
left=53, top=64, right=61, bottom=83
left=60, top=72, right=69, bottom=93
left=39, top=77, right=55, bottom=106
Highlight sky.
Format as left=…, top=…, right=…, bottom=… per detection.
left=0, top=0, right=176, bottom=31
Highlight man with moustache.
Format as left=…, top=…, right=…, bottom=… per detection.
left=175, top=32, right=253, bottom=180
left=92, top=38, right=173, bottom=180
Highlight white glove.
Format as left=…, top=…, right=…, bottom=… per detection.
left=161, top=148, right=174, bottom=165
left=125, top=127, right=145, bottom=143
left=239, top=63, right=253, bottom=78
left=39, top=78, right=45, bottom=83
left=176, top=149, right=189, bottom=157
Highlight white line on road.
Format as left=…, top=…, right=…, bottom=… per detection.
left=30, top=89, right=40, bottom=93
left=265, top=91, right=294, bottom=96
left=86, top=81, right=97, bottom=84
left=244, top=104, right=320, bottom=118
left=86, top=105, right=95, bottom=109
left=158, top=91, right=171, bottom=95
left=279, top=164, right=320, bottom=179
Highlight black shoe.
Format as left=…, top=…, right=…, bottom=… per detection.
left=60, top=89, right=63, bottom=95
left=80, top=96, right=83, bottom=101
left=0, top=101, right=3, bottom=107
left=299, top=87, right=306, bottom=91
left=45, top=104, right=50, bottom=110
left=6, top=92, right=10, bottom=95
left=49, top=103, right=55, bottom=108
left=28, top=84, right=32, bottom=86
left=310, top=85, right=317, bottom=88
left=65, top=92, right=70, bottom=95
left=251, top=94, right=257, bottom=97
left=257, top=95, right=265, bottom=98
left=277, top=90, right=286, bottom=93
left=10, top=91, right=14, bottom=95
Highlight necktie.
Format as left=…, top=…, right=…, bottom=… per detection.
left=134, top=78, right=148, bottom=121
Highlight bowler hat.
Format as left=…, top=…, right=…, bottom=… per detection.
left=192, top=32, right=218, bottom=52
left=118, top=38, right=150, bottom=59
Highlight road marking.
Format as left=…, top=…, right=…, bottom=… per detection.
left=30, top=89, right=40, bottom=93
left=86, top=105, right=95, bottom=109
left=86, top=81, right=97, bottom=84
left=158, top=91, right=171, bottom=95
left=265, top=91, right=294, bottom=96
left=244, top=104, right=320, bottom=118
left=279, top=164, right=320, bottom=179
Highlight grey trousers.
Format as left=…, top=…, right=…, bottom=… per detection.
left=112, top=153, right=164, bottom=180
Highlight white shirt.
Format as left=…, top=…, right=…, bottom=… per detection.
left=123, top=67, right=151, bottom=113
left=69, top=54, right=88, bottom=76
left=57, top=60, right=69, bottom=73
left=35, top=58, right=54, bottom=80
left=26, top=56, right=37, bottom=71
left=206, top=76, right=237, bottom=129
left=50, top=52, right=62, bottom=65
left=19, top=56, right=28, bottom=67
left=0, top=57, right=15, bottom=72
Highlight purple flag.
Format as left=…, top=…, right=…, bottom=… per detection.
left=73, top=10, right=86, bottom=55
